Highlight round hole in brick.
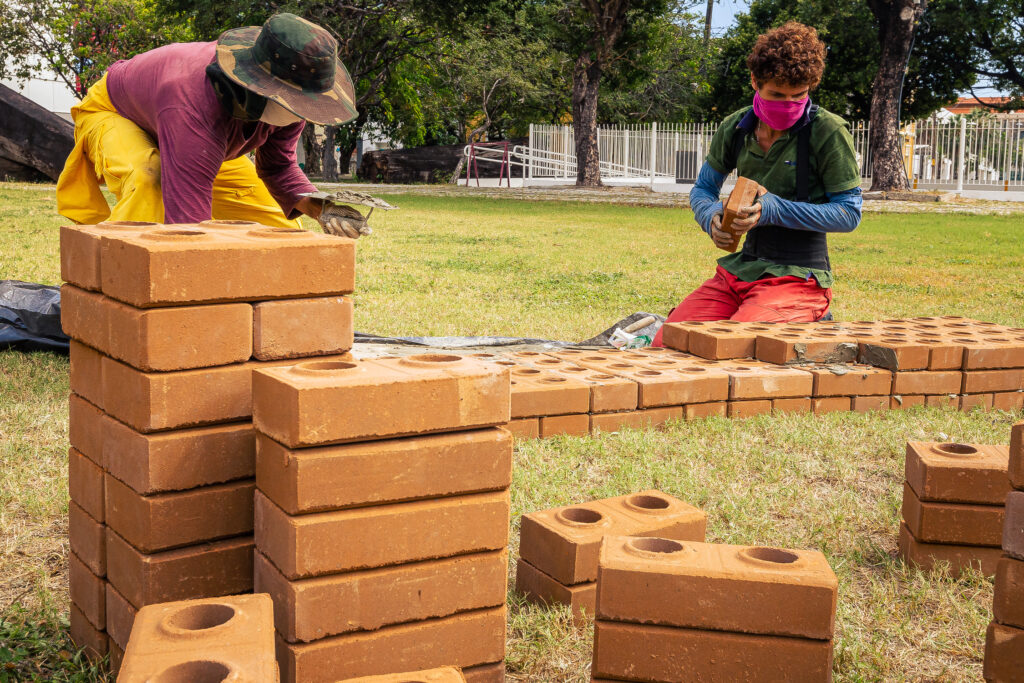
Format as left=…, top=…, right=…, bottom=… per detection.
left=537, top=359, right=560, bottom=364
left=584, top=356, right=606, bottom=361
left=744, top=547, right=799, bottom=564
left=98, top=220, right=159, bottom=228
left=497, top=361, right=516, bottom=365
left=985, top=337, right=1010, bottom=343
left=559, top=507, right=603, bottom=524
left=164, top=603, right=236, bottom=631
left=934, top=443, right=979, bottom=456
left=295, top=361, right=358, bottom=373
left=144, top=229, right=208, bottom=239
left=562, top=367, right=586, bottom=373
left=471, top=353, right=495, bottom=358
left=728, top=367, right=752, bottom=372
left=709, top=327, right=732, bottom=333
left=610, top=363, right=632, bottom=368
left=513, top=368, right=541, bottom=375
left=637, top=370, right=662, bottom=376
left=719, top=320, right=742, bottom=325
left=200, top=219, right=259, bottom=227
left=649, top=360, right=674, bottom=365
left=540, top=377, right=567, bottom=383
left=643, top=347, right=667, bottom=352
left=247, top=227, right=310, bottom=238
left=152, top=661, right=233, bottom=683
left=406, top=354, right=462, bottom=363
left=779, top=333, right=800, bottom=338
left=683, top=368, right=707, bottom=373
left=626, top=494, right=670, bottom=510
left=629, top=537, right=685, bottom=554
left=590, top=374, right=613, bottom=379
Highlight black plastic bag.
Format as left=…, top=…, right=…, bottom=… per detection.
left=0, top=280, right=69, bottom=353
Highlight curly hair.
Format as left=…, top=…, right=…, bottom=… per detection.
left=747, top=21, right=826, bottom=89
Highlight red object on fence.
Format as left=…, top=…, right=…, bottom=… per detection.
left=465, top=141, right=512, bottom=188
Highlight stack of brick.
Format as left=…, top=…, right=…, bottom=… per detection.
left=515, top=491, right=706, bottom=622
left=117, top=594, right=277, bottom=681
left=339, top=668, right=468, bottom=682
left=985, top=421, right=1024, bottom=680
left=61, top=220, right=355, bottom=669
left=251, top=354, right=512, bottom=682
left=898, top=441, right=1010, bottom=576
left=591, top=537, right=838, bottom=681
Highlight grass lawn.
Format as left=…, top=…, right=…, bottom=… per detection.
left=1, top=181, right=1022, bottom=681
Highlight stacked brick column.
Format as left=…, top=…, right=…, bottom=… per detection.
left=251, top=354, right=512, bottom=683
left=898, top=441, right=1010, bottom=576
left=515, top=491, right=705, bottom=622
left=339, top=668, right=467, bottom=682
left=61, top=220, right=355, bottom=668
left=985, top=421, right=1024, bottom=680
left=591, top=537, right=837, bottom=682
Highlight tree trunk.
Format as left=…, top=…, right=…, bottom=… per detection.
left=866, top=0, right=926, bottom=191
left=572, top=56, right=603, bottom=187
left=322, top=125, right=338, bottom=182
left=302, top=125, right=322, bottom=178
left=704, top=0, right=714, bottom=45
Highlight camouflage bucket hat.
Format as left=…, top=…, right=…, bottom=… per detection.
left=216, top=13, right=357, bottom=125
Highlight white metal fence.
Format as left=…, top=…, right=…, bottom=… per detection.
left=526, top=118, right=1024, bottom=190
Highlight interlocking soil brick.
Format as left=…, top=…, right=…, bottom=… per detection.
left=105, top=583, right=137, bottom=650
left=105, top=530, right=254, bottom=608
left=539, top=414, right=591, bottom=438
left=772, top=398, right=812, bottom=414
left=915, top=337, right=966, bottom=370
left=256, top=428, right=512, bottom=515
left=69, top=501, right=106, bottom=576
left=925, top=394, right=960, bottom=408
left=118, top=594, right=277, bottom=682
left=69, top=603, right=108, bottom=659
left=254, top=355, right=510, bottom=447
left=905, top=442, right=1011, bottom=505
left=572, top=358, right=729, bottom=408
left=589, top=407, right=682, bottom=433
left=514, top=558, right=596, bottom=623
left=69, top=341, right=104, bottom=409
left=755, top=331, right=858, bottom=365
left=105, top=476, right=254, bottom=553
left=504, top=418, right=539, bottom=439
left=897, top=522, right=1001, bottom=577
left=255, top=548, right=507, bottom=642
left=68, top=394, right=104, bottom=464
left=901, top=483, right=1003, bottom=546
left=993, top=391, right=1024, bottom=412
left=60, top=221, right=156, bottom=291
left=961, top=393, right=994, bottom=411
left=852, top=395, right=889, bottom=412
left=963, top=337, right=1024, bottom=370
left=460, top=663, right=505, bottom=683
left=276, top=606, right=506, bottom=683
left=61, top=284, right=253, bottom=370
left=723, top=363, right=813, bottom=399
left=509, top=369, right=591, bottom=418
left=657, top=321, right=713, bottom=352
left=684, top=401, right=727, bottom=420
left=1011, top=421, right=1024, bottom=489
left=687, top=323, right=764, bottom=360
left=338, top=667, right=467, bottom=682
left=891, top=395, right=925, bottom=410
left=99, top=226, right=355, bottom=307
left=983, top=622, right=1024, bottom=681
left=70, top=552, right=106, bottom=629
left=591, top=620, right=834, bottom=683
left=806, top=364, right=892, bottom=397
left=858, top=337, right=930, bottom=371
left=109, top=640, right=124, bottom=675
left=256, top=489, right=509, bottom=579
left=812, top=396, right=852, bottom=414
left=728, top=399, right=772, bottom=418
left=518, top=491, right=706, bottom=586
left=253, top=296, right=353, bottom=360
left=1005, top=491, right=1024, bottom=561
left=596, top=538, right=837, bottom=640
left=104, top=420, right=254, bottom=495
left=544, top=367, right=638, bottom=413
left=962, top=369, right=1024, bottom=394
left=994, top=557, right=1024, bottom=629
left=892, top=370, right=963, bottom=396
left=69, top=447, right=105, bottom=522
left=719, top=177, right=761, bottom=252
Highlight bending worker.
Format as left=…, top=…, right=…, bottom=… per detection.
left=652, top=22, right=862, bottom=346
left=57, top=13, right=364, bottom=237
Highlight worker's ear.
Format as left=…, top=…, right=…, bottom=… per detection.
left=750, top=73, right=759, bottom=93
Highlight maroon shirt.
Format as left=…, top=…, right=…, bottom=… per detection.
left=106, top=42, right=316, bottom=223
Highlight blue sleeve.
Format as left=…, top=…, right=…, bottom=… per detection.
left=756, top=187, right=863, bottom=233
left=690, top=162, right=726, bottom=236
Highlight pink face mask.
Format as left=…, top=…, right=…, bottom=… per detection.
left=753, top=91, right=808, bottom=131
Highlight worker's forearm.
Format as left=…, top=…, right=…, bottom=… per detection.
left=294, top=197, right=321, bottom=219
left=757, top=188, right=863, bottom=233
left=690, top=162, right=726, bottom=236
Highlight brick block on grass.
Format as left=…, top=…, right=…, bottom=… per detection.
left=772, top=398, right=812, bottom=414
left=514, top=558, right=596, bottom=624
left=852, top=395, right=889, bottom=412
left=540, top=414, right=590, bottom=438
left=723, top=363, right=813, bottom=400
left=904, top=441, right=1010, bottom=505
left=69, top=603, right=108, bottom=659
left=68, top=394, right=104, bottom=464
left=509, top=368, right=591, bottom=418
left=892, top=370, right=963, bottom=396
left=69, top=552, right=106, bottom=630
left=69, top=341, right=104, bottom=410
left=60, top=221, right=157, bottom=291
left=983, top=622, right=1024, bottom=681
left=897, top=522, right=1000, bottom=577
left=69, top=501, right=106, bottom=577
left=1011, top=421, right=1024, bottom=490
left=105, top=583, right=137, bottom=651
left=338, top=668, right=466, bottom=683
left=505, top=418, right=539, bottom=440
left=684, top=402, right=727, bottom=420
left=253, top=296, right=353, bottom=360
left=728, top=399, right=772, bottom=418
left=755, top=331, right=857, bottom=365
left=1005, top=491, right=1024, bottom=561
left=901, top=483, right=1003, bottom=547
left=961, top=368, right=1024, bottom=394
left=69, top=447, right=104, bottom=522
left=806, top=364, right=892, bottom=397
left=589, top=407, right=682, bottom=433
left=812, top=396, right=852, bottom=414
left=994, top=556, right=1024, bottom=630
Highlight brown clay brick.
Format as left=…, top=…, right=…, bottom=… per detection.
left=1006, top=491, right=1024, bottom=561
left=585, top=362, right=728, bottom=408
left=540, top=414, right=591, bottom=438
left=276, top=607, right=506, bottom=683
left=755, top=332, right=858, bottom=365
left=807, top=364, right=892, bottom=397
left=892, top=370, right=963, bottom=396
left=118, top=594, right=277, bottom=682
left=69, top=341, right=104, bottom=410
left=255, top=548, right=507, bottom=643
left=771, top=398, right=812, bottom=414
left=69, top=501, right=106, bottom=577
left=983, top=622, right=1024, bottom=681
left=812, top=396, right=852, bottom=414
left=724, top=363, right=813, bottom=399
left=541, top=366, right=638, bottom=413
left=993, top=391, right=1024, bottom=412
left=897, top=522, right=1000, bottom=577
left=728, top=399, right=772, bottom=418
left=684, top=402, right=727, bottom=420
left=719, top=178, right=761, bottom=252
left=105, top=475, right=254, bottom=553
left=925, top=394, right=959, bottom=408
left=104, top=583, right=137, bottom=650
left=596, top=537, right=837, bottom=639
left=68, top=394, right=104, bottom=464
left=109, top=639, right=124, bottom=676
left=505, top=418, right=539, bottom=439
left=518, top=491, right=706, bottom=586
left=1011, top=421, right=1024, bottom=490
left=104, top=420, right=254, bottom=495
left=962, top=368, right=1024, bottom=393
left=960, top=393, right=994, bottom=412
left=658, top=321, right=708, bottom=352
left=60, top=221, right=156, bottom=291
left=891, top=395, right=925, bottom=410
left=256, top=489, right=509, bottom=579
left=69, top=551, right=106, bottom=629
left=253, top=296, right=353, bottom=360
left=256, top=428, right=512, bottom=515
left=509, top=369, right=591, bottom=418
left=514, top=558, right=595, bottom=624
left=858, top=337, right=930, bottom=371
left=852, top=395, right=889, bottom=413
left=592, top=620, right=834, bottom=682
left=687, top=324, right=759, bottom=360
left=461, top=663, right=505, bottom=683
left=105, top=530, right=253, bottom=608
left=589, top=407, right=682, bottom=433
left=100, top=226, right=355, bottom=307
left=964, top=338, right=1024, bottom=370
left=917, top=338, right=965, bottom=370
left=69, top=447, right=104, bottom=522
left=254, top=355, right=510, bottom=447
left=904, top=442, right=1010, bottom=505
left=901, top=483, right=1003, bottom=546
left=69, top=603, right=108, bottom=659
left=338, top=668, right=466, bottom=683
left=994, top=556, right=1024, bottom=629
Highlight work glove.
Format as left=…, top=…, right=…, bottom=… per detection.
left=317, top=202, right=372, bottom=239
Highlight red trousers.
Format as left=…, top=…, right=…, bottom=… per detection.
left=651, top=266, right=832, bottom=347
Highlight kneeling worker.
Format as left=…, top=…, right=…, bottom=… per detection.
left=57, top=13, right=366, bottom=237
left=652, top=22, right=862, bottom=346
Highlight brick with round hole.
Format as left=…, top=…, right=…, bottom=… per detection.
left=805, top=364, right=893, bottom=397
left=117, top=593, right=277, bottom=683
left=963, top=337, right=1024, bottom=370
left=901, top=482, right=1004, bottom=546
left=892, top=370, right=963, bottom=396
left=994, top=556, right=1024, bottom=630
left=589, top=406, right=683, bottom=433
left=595, top=537, right=837, bottom=640
left=253, top=295, right=354, bottom=360
left=904, top=441, right=1011, bottom=505
left=253, top=356, right=510, bottom=447
left=337, top=667, right=467, bottom=682
left=533, top=364, right=638, bottom=413
left=509, top=368, right=591, bottom=418
left=983, top=622, right=1024, bottom=681
left=518, top=491, right=706, bottom=586
left=69, top=341, right=105, bottom=410
left=657, top=321, right=714, bottom=352
left=961, top=368, right=1024, bottom=394
left=685, top=323, right=762, bottom=360
left=568, top=358, right=728, bottom=408
left=99, top=225, right=355, bottom=307
left=1010, top=421, right=1024, bottom=489
left=60, top=221, right=158, bottom=291
left=858, top=337, right=930, bottom=371
left=721, top=363, right=813, bottom=400
left=514, top=557, right=596, bottom=624
left=755, top=331, right=858, bottom=365
left=897, top=522, right=1001, bottom=577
